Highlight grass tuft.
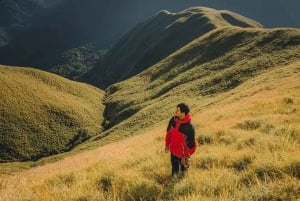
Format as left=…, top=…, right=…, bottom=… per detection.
left=126, top=179, right=162, bottom=201
left=231, top=156, right=253, bottom=171
left=283, top=161, right=300, bottom=179
left=197, top=135, right=213, bottom=145
left=235, top=120, right=262, bottom=131
left=255, top=164, right=284, bottom=181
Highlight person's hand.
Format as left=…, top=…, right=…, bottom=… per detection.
left=165, top=147, right=169, bottom=153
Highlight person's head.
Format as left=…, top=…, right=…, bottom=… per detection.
left=175, top=103, right=190, bottom=120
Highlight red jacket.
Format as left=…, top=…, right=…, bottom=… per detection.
left=165, top=114, right=197, bottom=159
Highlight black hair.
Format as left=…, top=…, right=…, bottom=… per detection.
left=177, top=103, right=190, bottom=115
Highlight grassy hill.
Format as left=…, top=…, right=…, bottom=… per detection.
left=82, top=7, right=262, bottom=88
left=0, top=6, right=299, bottom=200
left=0, top=66, right=105, bottom=162
left=100, top=26, right=300, bottom=140
left=0, top=59, right=299, bottom=201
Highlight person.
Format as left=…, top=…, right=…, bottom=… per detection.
left=165, top=103, right=197, bottom=177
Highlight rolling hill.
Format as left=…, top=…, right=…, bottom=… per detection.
left=1, top=0, right=299, bottom=82
left=0, top=54, right=299, bottom=201
left=0, top=66, right=105, bottom=162
left=1, top=7, right=299, bottom=163
left=98, top=26, right=300, bottom=141
left=83, top=7, right=262, bottom=88
left=0, top=4, right=299, bottom=200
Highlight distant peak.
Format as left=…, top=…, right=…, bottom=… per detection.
left=180, top=6, right=216, bottom=12
left=155, top=9, right=173, bottom=17
left=159, top=10, right=172, bottom=15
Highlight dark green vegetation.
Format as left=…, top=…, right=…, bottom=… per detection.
left=50, top=44, right=106, bottom=80
left=1, top=0, right=299, bottom=82
left=0, top=66, right=105, bottom=162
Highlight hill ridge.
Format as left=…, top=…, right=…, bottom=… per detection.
left=82, top=7, right=262, bottom=88
left=100, top=26, right=300, bottom=137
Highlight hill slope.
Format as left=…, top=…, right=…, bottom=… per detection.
left=0, top=59, right=299, bottom=201
left=0, top=0, right=299, bottom=80
left=0, top=66, right=105, bottom=162
left=99, top=26, right=300, bottom=140
left=83, top=7, right=262, bottom=88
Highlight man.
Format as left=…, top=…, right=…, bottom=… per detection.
left=165, top=103, right=197, bottom=176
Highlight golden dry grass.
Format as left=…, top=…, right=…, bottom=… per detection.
left=0, top=61, right=299, bottom=200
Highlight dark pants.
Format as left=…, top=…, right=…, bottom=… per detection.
left=171, top=153, right=186, bottom=176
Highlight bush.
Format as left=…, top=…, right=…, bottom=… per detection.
left=255, top=165, right=283, bottom=181
left=197, top=135, right=213, bottom=145
left=283, top=161, right=300, bottom=179
left=97, top=174, right=113, bottom=193
left=238, top=172, right=257, bottom=187
left=231, top=156, right=253, bottom=171
left=235, top=120, right=262, bottom=130
left=237, top=137, right=256, bottom=150
left=196, top=156, right=219, bottom=169
left=173, top=179, right=196, bottom=198
left=283, top=97, right=294, bottom=104
left=126, top=179, right=162, bottom=201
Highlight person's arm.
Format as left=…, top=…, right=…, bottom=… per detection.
left=186, top=124, right=195, bottom=148
left=165, top=117, right=175, bottom=152
left=183, top=124, right=196, bottom=157
left=166, top=117, right=175, bottom=132
left=180, top=123, right=195, bottom=156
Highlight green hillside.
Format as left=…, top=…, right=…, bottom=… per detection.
left=82, top=7, right=262, bottom=88
left=0, top=66, right=105, bottom=162
left=1, top=59, right=299, bottom=201
left=98, top=26, right=300, bottom=143
left=0, top=6, right=300, bottom=200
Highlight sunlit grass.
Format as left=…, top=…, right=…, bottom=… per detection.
left=0, top=66, right=105, bottom=163
left=1, top=20, right=300, bottom=200
left=1, top=59, right=300, bottom=200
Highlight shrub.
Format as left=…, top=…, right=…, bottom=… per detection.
left=125, top=179, right=162, bottom=201
left=235, top=120, right=261, bottom=130
left=97, top=174, right=113, bottom=193
left=238, top=172, right=257, bottom=187
left=255, top=165, right=284, bottom=181
left=237, top=137, right=256, bottom=150
left=173, top=179, right=197, bottom=198
left=231, top=156, right=253, bottom=171
left=197, top=136, right=213, bottom=145
left=283, top=97, right=294, bottom=104
left=275, top=127, right=300, bottom=144
left=196, top=156, right=219, bottom=169
left=282, top=161, right=300, bottom=179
